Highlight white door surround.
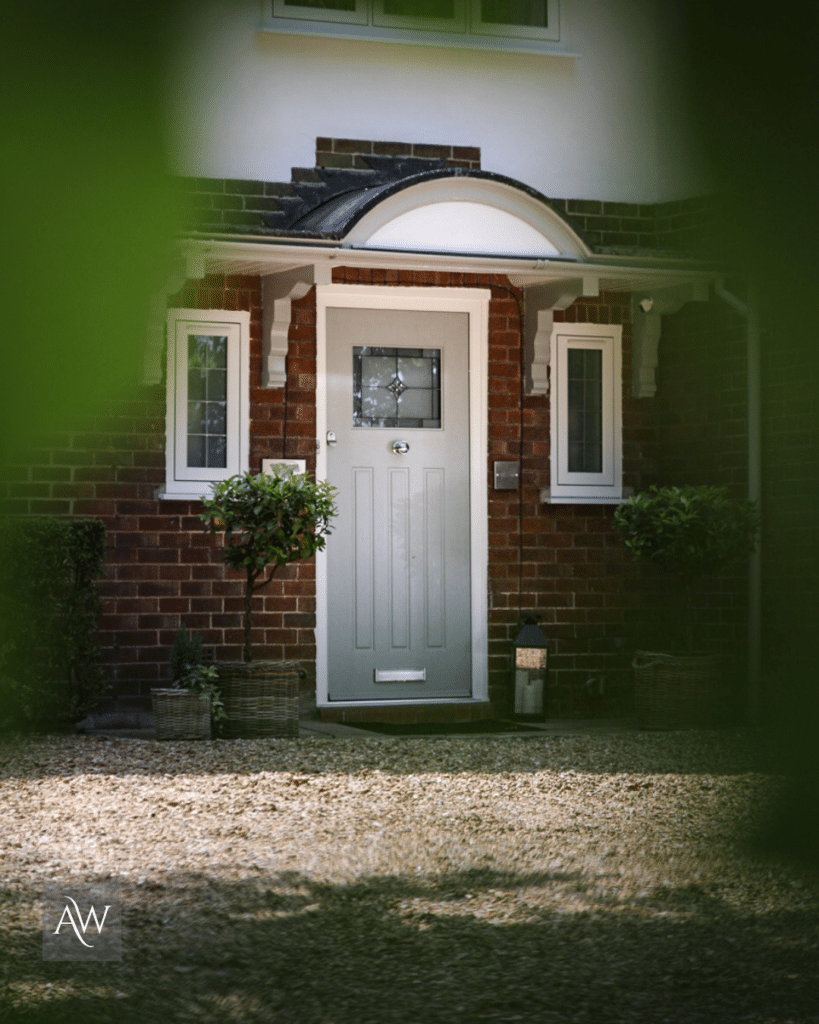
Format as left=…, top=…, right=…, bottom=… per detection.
left=315, top=284, right=490, bottom=708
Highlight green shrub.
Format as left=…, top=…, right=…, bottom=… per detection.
left=200, top=471, right=338, bottom=662
left=169, top=624, right=205, bottom=682
left=174, top=662, right=226, bottom=734
left=614, top=485, right=759, bottom=652
left=0, top=516, right=108, bottom=730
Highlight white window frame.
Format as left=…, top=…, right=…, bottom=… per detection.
left=372, top=0, right=466, bottom=34
left=547, top=322, right=622, bottom=504
left=271, top=0, right=368, bottom=25
left=161, top=308, right=250, bottom=501
left=469, top=0, right=559, bottom=41
left=262, top=0, right=567, bottom=54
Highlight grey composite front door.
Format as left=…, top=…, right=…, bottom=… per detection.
left=326, top=306, right=472, bottom=701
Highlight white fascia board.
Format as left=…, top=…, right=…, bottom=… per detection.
left=182, top=239, right=720, bottom=299
left=183, top=237, right=717, bottom=294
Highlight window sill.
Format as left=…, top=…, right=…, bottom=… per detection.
left=258, top=23, right=577, bottom=58
left=155, top=487, right=208, bottom=503
left=540, top=487, right=633, bottom=505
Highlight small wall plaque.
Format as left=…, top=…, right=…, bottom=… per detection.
left=493, top=460, right=520, bottom=490
left=262, top=459, right=306, bottom=477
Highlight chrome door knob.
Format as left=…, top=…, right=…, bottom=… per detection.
left=391, top=440, right=410, bottom=455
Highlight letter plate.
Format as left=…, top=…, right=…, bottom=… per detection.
left=374, top=669, right=427, bottom=683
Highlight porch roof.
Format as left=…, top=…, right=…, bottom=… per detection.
left=174, top=153, right=720, bottom=295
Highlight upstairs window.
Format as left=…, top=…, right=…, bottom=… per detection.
left=162, top=309, right=250, bottom=500
left=547, top=322, right=622, bottom=504
left=471, top=0, right=559, bottom=40
left=265, top=0, right=561, bottom=51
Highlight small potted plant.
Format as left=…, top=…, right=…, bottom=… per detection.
left=152, top=625, right=225, bottom=740
left=614, top=485, right=759, bottom=728
left=199, top=470, right=337, bottom=737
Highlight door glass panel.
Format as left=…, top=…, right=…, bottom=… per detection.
left=353, top=347, right=441, bottom=428
left=567, top=347, right=602, bottom=473
left=187, top=334, right=228, bottom=468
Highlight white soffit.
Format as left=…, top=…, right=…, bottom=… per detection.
left=345, top=178, right=590, bottom=258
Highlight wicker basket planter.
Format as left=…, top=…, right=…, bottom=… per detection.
left=151, top=689, right=211, bottom=740
left=632, top=651, right=727, bottom=730
left=217, top=660, right=300, bottom=738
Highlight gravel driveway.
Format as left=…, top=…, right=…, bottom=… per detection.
left=1, top=729, right=817, bottom=1023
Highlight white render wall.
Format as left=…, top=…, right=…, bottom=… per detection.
left=166, top=0, right=707, bottom=203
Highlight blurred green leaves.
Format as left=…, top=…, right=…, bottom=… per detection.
left=0, top=1, right=181, bottom=466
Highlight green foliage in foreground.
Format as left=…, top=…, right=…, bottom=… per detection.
left=0, top=517, right=108, bottom=731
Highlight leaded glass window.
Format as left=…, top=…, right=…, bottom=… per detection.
left=353, top=346, right=441, bottom=428
left=187, top=334, right=228, bottom=468
left=567, top=347, right=602, bottom=473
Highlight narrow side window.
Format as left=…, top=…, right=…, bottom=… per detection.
left=548, top=322, right=622, bottom=503
left=162, top=309, right=250, bottom=500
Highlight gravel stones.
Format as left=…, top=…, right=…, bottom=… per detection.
left=1, top=730, right=817, bottom=1023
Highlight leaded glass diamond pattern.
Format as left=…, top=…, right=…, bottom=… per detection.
left=353, top=347, right=441, bottom=428
left=386, top=374, right=408, bottom=400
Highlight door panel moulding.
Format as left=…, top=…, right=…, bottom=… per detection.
left=315, top=283, right=490, bottom=708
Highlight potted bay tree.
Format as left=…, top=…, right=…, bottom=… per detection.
left=200, top=470, right=337, bottom=737
left=614, top=485, right=759, bottom=729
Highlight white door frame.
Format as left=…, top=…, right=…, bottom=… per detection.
left=315, top=283, right=490, bottom=707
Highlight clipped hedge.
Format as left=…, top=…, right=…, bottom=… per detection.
left=0, top=517, right=107, bottom=730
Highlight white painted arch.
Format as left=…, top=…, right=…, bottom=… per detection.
left=345, top=176, right=591, bottom=258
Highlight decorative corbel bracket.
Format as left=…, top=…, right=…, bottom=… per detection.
left=522, top=277, right=599, bottom=395
left=631, top=281, right=709, bottom=398
left=261, top=265, right=329, bottom=388
left=143, top=244, right=206, bottom=385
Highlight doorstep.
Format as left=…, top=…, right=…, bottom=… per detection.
left=75, top=711, right=637, bottom=740
left=302, top=718, right=639, bottom=738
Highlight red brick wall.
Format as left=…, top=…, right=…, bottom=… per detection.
left=488, top=293, right=653, bottom=718
left=758, top=315, right=819, bottom=717
left=3, top=269, right=699, bottom=719
left=648, top=297, right=751, bottom=713
left=330, top=270, right=656, bottom=717
left=1, top=274, right=317, bottom=699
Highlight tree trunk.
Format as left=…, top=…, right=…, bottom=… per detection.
left=244, top=569, right=254, bottom=663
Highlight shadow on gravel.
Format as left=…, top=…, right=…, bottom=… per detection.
left=0, top=729, right=772, bottom=781
left=3, top=865, right=818, bottom=1024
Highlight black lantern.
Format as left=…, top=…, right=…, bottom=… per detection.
left=513, top=617, right=549, bottom=717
